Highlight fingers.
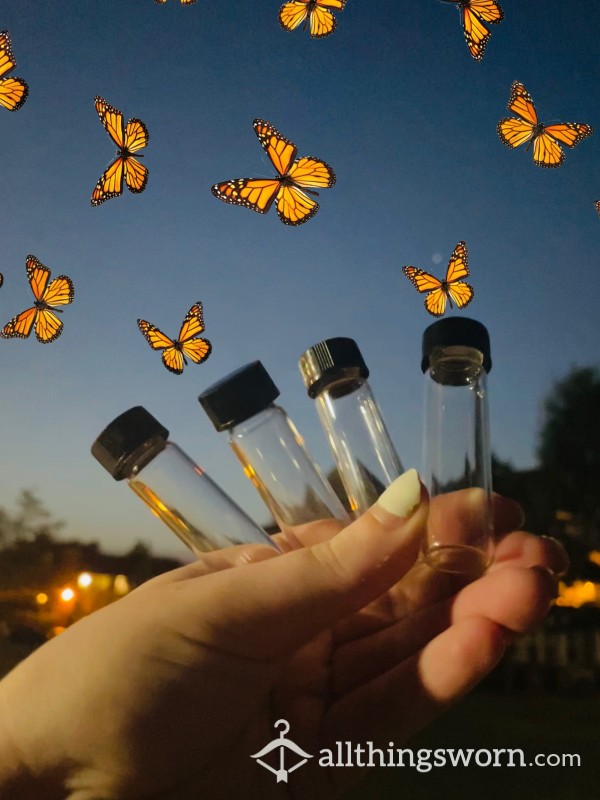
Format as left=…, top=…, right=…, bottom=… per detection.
left=178, top=469, right=427, bottom=658
left=332, top=492, right=533, bottom=644
left=491, top=531, right=569, bottom=577
left=332, top=564, right=555, bottom=697
left=451, top=564, right=556, bottom=634
left=327, top=616, right=507, bottom=756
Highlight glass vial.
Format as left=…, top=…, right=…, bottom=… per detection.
left=91, top=406, right=278, bottom=556
left=198, top=361, right=349, bottom=532
left=421, top=317, right=494, bottom=578
left=299, top=337, right=404, bottom=516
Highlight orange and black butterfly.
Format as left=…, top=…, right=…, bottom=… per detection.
left=0, top=30, right=29, bottom=111
left=91, top=96, right=149, bottom=206
left=497, top=82, right=593, bottom=169
left=595, top=201, right=600, bottom=217
left=279, top=0, right=346, bottom=38
left=138, top=303, right=212, bottom=375
left=403, top=242, right=474, bottom=318
left=154, top=0, right=197, bottom=4
left=440, top=0, right=503, bottom=61
left=2, top=256, right=74, bottom=343
left=212, top=119, right=335, bottom=226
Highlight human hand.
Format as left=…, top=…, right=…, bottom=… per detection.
left=0, top=469, right=566, bottom=800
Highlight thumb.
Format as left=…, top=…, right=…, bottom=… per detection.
left=189, top=468, right=427, bottom=657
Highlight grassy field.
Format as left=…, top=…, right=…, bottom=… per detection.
left=345, top=690, right=600, bottom=800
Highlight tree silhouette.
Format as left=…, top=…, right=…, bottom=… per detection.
left=537, top=366, right=600, bottom=545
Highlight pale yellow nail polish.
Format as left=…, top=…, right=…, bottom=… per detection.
left=376, top=468, right=421, bottom=519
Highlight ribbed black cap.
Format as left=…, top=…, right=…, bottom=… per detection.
left=299, top=337, right=369, bottom=398
left=421, top=317, right=492, bottom=373
left=198, top=361, right=280, bottom=432
left=91, top=406, right=169, bottom=481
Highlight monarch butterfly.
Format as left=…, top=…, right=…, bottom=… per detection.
left=440, top=0, right=503, bottom=61
left=91, top=96, right=149, bottom=206
left=279, top=0, right=346, bottom=39
left=154, top=0, right=197, bottom=4
left=402, top=242, right=474, bottom=318
left=0, top=30, right=29, bottom=111
left=2, top=256, right=74, bottom=343
left=138, top=303, right=212, bottom=375
left=497, top=82, right=593, bottom=169
left=212, top=119, right=335, bottom=226
left=595, top=201, right=600, bottom=217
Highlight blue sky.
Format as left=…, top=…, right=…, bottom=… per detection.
left=0, top=0, right=599, bottom=559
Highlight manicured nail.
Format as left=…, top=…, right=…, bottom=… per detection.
left=376, top=468, right=421, bottom=519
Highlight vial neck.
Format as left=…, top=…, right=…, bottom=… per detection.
left=428, top=346, right=485, bottom=386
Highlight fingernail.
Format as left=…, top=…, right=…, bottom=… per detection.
left=375, top=468, right=422, bottom=519
left=538, top=535, right=569, bottom=578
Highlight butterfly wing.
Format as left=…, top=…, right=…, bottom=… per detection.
left=424, top=288, right=449, bottom=317
left=544, top=122, right=593, bottom=148
left=276, top=184, right=320, bottom=225
left=211, top=178, right=281, bottom=214
left=95, top=96, right=125, bottom=149
left=506, top=81, right=538, bottom=125
left=445, top=241, right=469, bottom=282
left=279, top=1, right=310, bottom=31
left=402, top=266, right=446, bottom=317
left=595, top=201, right=600, bottom=217
left=124, top=118, right=149, bottom=154
left=33, top=309, right=64, bottom=343
left=0, top=30, right=28, bottom=111
left=468, top=0, right=503, bottom=24
left=445, top=242, right=474, bottom=310
left=497, top=117, right=535, bottom=148
left=2, top=307, right=38, bottom=339
left=447, top=281, right=474, bottom=310
left=532, top=131, right=565, bottom=168
left=253, top=119, right=298, bottom=176
left=402, top=266, right=442, bottom=293
left=273, top=155, right=335, bottom=224
left=91, top=156, right=125, bottom=205
left=497, top=82, right=538, bottom=149
left=288, top=156, right=336, bottom=189
left=309, top=5, right=337, bottom=37
left=532, top=121, right=592, bottom=168
left=137, top=319, right=184, bottom=375
left=0, top=76, right=28, bottom=112
left=123, top=156, right=149, bottom=194
left=177, top=303, right=212, bottom=364
left=461, top=5, right=491, bottom=60
left=178, top=302, right=205, bottom=341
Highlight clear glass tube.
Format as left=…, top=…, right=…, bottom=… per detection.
left=314, top=378, right=403, bottom=516
left=92, top=406, right=278, bottom=557
left=127, top=442, right=278, bottom=556
left=228, top=404, right=350, bottom=531
left=422, top=345, right=493, bottom=578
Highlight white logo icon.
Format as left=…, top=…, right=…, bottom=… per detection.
left=250, top=719, right=313, bottom=783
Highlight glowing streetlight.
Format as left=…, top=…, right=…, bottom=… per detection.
left=60, top=587, right=75, bottom=603
left=35, top=592, right=49, bottom=605
left=77, top=572, right=93, bottom=588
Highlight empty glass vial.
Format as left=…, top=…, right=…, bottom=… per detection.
left=421, top=317, right=494, bottom=578
left=91, top=406, right=278, bottom=556
left=299, top=337, right=404, bottom=516
left=198, top=361, right=349, bottom=532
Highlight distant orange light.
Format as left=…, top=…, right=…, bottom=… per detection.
left=77, top=572, right=93, bottom=588
left=60, top=587, right=75, bottom=602
left=588, top=551, right=600, bottom=568
left=35, top=592, right=49, bottom=605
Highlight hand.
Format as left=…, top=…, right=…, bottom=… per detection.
left=0, top=470, right=566, bottom=800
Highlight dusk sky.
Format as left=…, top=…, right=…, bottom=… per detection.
left=1, top=0, right=599, bottom=560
